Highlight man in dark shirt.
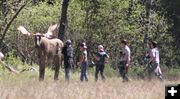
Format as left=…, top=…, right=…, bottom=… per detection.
left=62, top=40, right=73, bottom=81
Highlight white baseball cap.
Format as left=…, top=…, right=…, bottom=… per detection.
left=98, top=45, right=104, bottom=51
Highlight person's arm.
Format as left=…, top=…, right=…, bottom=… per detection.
left=77, top=55, right=82, bottom=66
left=93, top=53, right=100, bottom=61
left=79, top=53, right=85, bottom=63
left=104, top=53, right=109, bottom=63
left=105, top=53, right=109, bottom=58
left=125, top=50, right=130, bottom=67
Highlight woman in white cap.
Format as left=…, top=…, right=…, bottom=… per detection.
left=93, top=45, right=109, bottom=82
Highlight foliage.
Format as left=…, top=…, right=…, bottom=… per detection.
left=0, top=0, right=179, bottom=78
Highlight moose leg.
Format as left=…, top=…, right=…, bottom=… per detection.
left=54, top=56, right=60, bottom=80
left=39, top=52, right=46, bottom=81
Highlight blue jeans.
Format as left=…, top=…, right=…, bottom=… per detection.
left=80, top=61, right=88, bottom=81
left=65, top=67, right=71, bottom=81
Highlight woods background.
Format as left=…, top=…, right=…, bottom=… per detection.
left=0, top=0, right=180, bottom=78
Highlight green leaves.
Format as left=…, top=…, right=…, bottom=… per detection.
left=0, top=0, right=178, bottom=67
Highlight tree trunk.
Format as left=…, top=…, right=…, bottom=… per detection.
left=144, top=0, right=152, bottom=49
left=58, top=0, right=70, bottom=41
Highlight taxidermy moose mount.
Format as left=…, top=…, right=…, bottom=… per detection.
left=18, top=24, right=64, bottom=81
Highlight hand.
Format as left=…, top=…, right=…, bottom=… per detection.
left=105, top=61, right=108, bottom=63
left=77, top=62, right=80, bottom=66
left=125, top=63, right=129, bottom=67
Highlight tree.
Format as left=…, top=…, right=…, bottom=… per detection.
left=58, top=0, right=70, bottom=41
left=0, top=0, right=28, bottom=48
left=144, top=0, right=152, bottom=49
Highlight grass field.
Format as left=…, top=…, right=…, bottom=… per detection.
left=0, top=69, right=179, bottom=99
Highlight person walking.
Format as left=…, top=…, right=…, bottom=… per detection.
left=118, top=39, right=131, bottom=82
left=148, top=41, right=163, bottom=81
left=62, top=40, right=73, bottom=81
left=93, top=45, right=109, bottom=82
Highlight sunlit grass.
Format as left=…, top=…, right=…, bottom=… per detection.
left=0, top=68, right=179, bottom=99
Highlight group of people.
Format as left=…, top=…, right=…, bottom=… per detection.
left=62, top=40, right=110, bottom=82
left=61, top=39, right=163, bottom=82
left=0, top=38, right=163, bottom=82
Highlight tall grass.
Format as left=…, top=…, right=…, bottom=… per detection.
left=0, top=55, right=180, bottom=99
left=0, top=69, right=179, bottom=99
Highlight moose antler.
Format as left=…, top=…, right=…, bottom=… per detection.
left=18, top=26, right=43, bottom=36
left=18, top=24, right=58, bottom=38
left=17, top=26, right=32, bottom=36
left=44, top=24, right=58, bottom=38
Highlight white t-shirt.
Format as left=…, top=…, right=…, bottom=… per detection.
left=120, top=45, right=131, bottom=62
left=150, top=48, right=160, bottom=64
left=83, top=50, right=88, bottom=62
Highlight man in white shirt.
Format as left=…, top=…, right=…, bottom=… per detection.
left=148, top=41, right=163, bottom=81
left=119, top=39, right=131, bottom=82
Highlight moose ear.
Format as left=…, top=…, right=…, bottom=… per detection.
left=17, top=26, right=32, bottom=36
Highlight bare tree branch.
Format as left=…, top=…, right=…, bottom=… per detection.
left=0, top=1, right=28, bottom=47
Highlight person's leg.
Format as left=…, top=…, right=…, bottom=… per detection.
left=118, top=62, right=124, bottom=78
left=155, top=64, right=163, bottom=81
left=124, top=64, right=129, bottom=82
left=100, top=64, right=105, bottom=81
left=65, top=67, right=70, bottom=81
left=121, top=62, right=127, bottom=82
left=84, top=61, right=88, bottom=81
left=147, top=64, right=153, bottom=81
left=80, top=63, right=85, bottom=81
left=95, top=64, right=100, bottom=81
